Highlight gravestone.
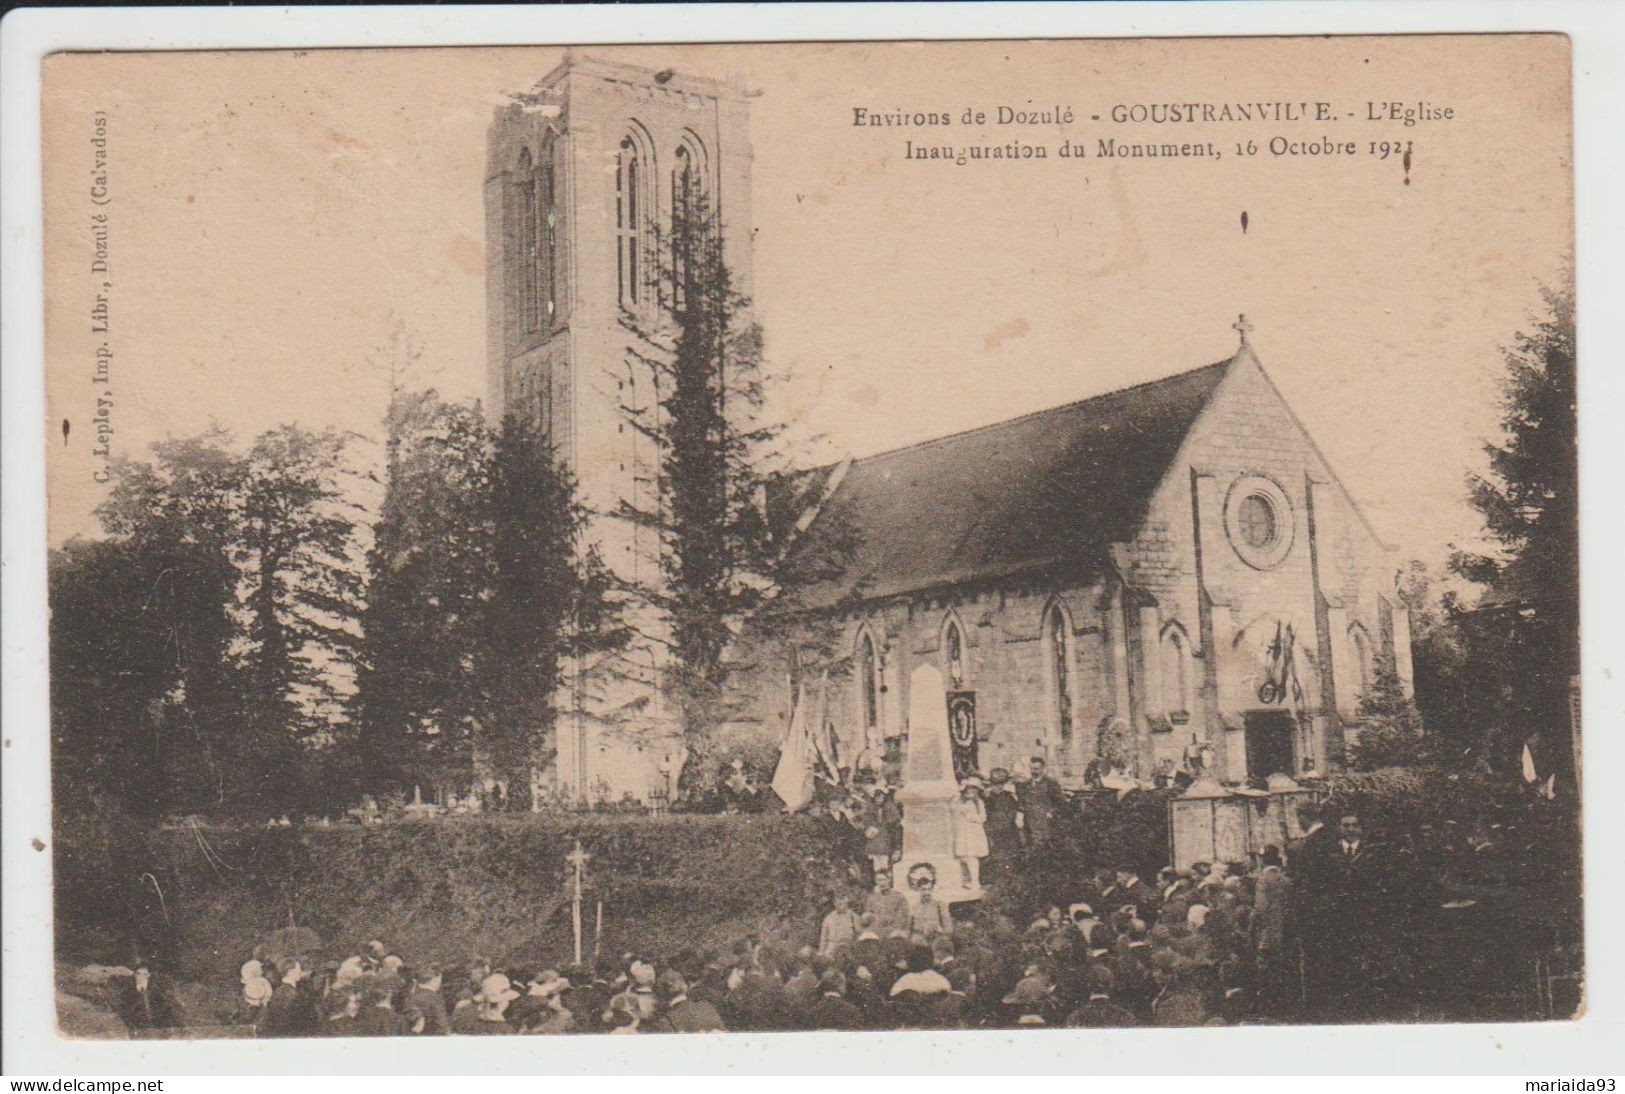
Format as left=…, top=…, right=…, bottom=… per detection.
left=895, top=662, right=982, bottom=904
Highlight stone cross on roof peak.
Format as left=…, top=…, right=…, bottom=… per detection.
left=1233, top=313, right=1255, bottom=348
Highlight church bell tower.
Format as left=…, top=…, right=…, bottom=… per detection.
left=485, top=55, right=754, bottom=800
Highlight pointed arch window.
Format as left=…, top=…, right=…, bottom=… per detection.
left=670, top=137, right=705, bottom=309
left=1350, top=624, right=1374, bottom=696
left=516, top=147, right=540, bottom=331
left=944, top=617, right=966, bottom=689
left=540, top=141, right=557, bottom=322
left=1163, top=624, right=1192, bottom=719
left=857, top=631, right=879, bottom=734
left=1045, top=604, right=1074, bottom=743
left=616, top=135, right=645, bottom=308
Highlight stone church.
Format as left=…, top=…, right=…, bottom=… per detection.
left=486, top=55, right=1413, bottom=801
left=747, top=333, right=1415, bottom=789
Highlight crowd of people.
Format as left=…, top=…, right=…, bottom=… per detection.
left=221, top=797, right=1413, bottom=1036
left=812, top=756, right=1068, bottom=889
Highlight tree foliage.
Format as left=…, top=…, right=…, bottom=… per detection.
left=1346, top=650, right=1431, bottom=771
left=62, top=424, right=366, bottom=815
left=50, top=535, right=237, bottom=817
left=234, top=426, right=367, bottom=805
left=1454, top=283, right=1578, bottom=594
left=617, top=189, right=855, bottom=778
left=355, top=391, right=492, bottom=793
left=479, top=413, right=628, bottom=805
left=354, top=393, right=625, bottom=805
left=57, top=379, right=624, bottom=817
left=1449, top=281, right=1578, bottom=774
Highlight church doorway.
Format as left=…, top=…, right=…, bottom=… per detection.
left=1243, top=710, right=1296, bottom=779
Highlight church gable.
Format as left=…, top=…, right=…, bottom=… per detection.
left=1129, top=344, right=1392, bottom=620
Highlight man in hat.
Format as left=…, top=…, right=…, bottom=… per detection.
left=864, top=868, right=910, bottom=937
left=1017, top=756, right=1063, bottom=850
left=1000, top=965, right=1056, bottom=1027
left=455, top=973, right=519, bottom=1034
left=1065, top=965, right=1137, bottom=1028
left=1288, top=800, right=1338, bottom=880
left=261, top=959, right=317, bottom=1037
left=805, top=969, right=863, bottom=1031
left=981, top=768, right=1022, bottom=876
left=525, top=972, right=578, bottom=1035
left=647, top=970, right=726, bottom=1033
left=120, top=960, right=181, bottom=1032
left=355, top=975, right=408, bottom=1037
left=1108, top=920, right=1156, bottom=1019
left=405, top=964, right=450, bottom=1035
left=818, top=892, right=861, bottom=956
left=1114, top=866, right=1163, bottom=922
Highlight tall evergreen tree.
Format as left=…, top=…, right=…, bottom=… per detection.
left=355, top=392, right=625, bottom=806
left=356, top=391, right=492, bottom=796
left=480, top=413, right=626, bottom=807
left=1450, top=282, right=1577, bottom=773
left=618, top=189, right=857, bottom=783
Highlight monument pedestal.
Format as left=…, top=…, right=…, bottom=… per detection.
left=894, top=663, right=982, bottom=905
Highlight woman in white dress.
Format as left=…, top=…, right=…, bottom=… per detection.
left=953, top=777, right=989, bottom=890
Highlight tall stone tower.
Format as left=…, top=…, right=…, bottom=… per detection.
left=485, top=55, right=754, bottom=801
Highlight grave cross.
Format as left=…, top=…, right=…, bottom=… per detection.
left=567, top=840, right=591, bottom=965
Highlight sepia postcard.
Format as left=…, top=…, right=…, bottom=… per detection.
left=8, top=10, right=1601, bottom=1074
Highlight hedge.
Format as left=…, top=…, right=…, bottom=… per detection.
left=55, top=812, right=862, bottom=1016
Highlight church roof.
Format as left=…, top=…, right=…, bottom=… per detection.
left=781, top=355, right=1237, bottom=609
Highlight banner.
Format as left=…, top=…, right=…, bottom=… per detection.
left=947, top=690, right=978, bottom=781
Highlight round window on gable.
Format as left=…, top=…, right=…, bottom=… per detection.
left=1224, top=476, right=1294, bottom=570
left=1238, top=493, right=1278, bottom=550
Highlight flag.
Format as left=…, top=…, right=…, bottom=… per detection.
left=808, top=671, right=842, bottom=786
left=772, top=683, right=815, bottom=812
